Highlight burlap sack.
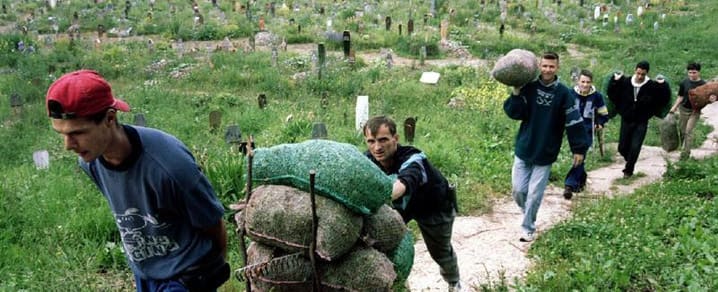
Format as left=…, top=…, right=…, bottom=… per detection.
left=244, top=185, right=363, bottom=261
left=491, top=49, right=539, bottom=87
left=321, top=247, right=397, bottom=291
left=689, top=82, right=718, bottom=110
left=362, top=204, right=407, bottom=253
left=244, top=242, right=313, bottom=292
left=251, top=139, right=392, bottom=215
left=659, top=113, right=679, bottom=152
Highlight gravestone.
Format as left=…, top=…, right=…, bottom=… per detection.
left=420, top=46, right=427, bottom=66
left=249, top=34, right=255, bottom=51
left=355, top=95, right=369, bottom=132
left=386, top=52, right=393, bottom=70
left=133, top=113, right=146, bottom=127
left=311, top=122, right=328, bottom=139
left=10, top=93, right=22, bottom=107
left=318, top=43, right=326, bottom=68
left=33, top=150, right=50, bottom=170
left=348, top=50, right=356, bottom=67
left=404, top=117, right=417, bottom=144
left=271, top=46, right=278, bottom=67
left=225, top=125, right=242, bottom=145
left=407, top=19, right=414, bottom=35
left=258, top=93, right=267, bottom=109
left=430, top=0, right=436, bottom=16
left=626, top=13, right=634, bottom=25
left=298, top=24, right=301, bottom=34
left=570, top=67, right=580, bottom=83
left=398, top=24, right=402, bottom=35
left=259, top=16, right=265, bottom=31
left=320, top=92, right=329, bottom=109
left=2, top=4, right=6, bottom=14
left=209, top=110, right=222, bottom=132
left=342, top=31, right=351, bottom=58
left=385, top=16, right=392, bottom=31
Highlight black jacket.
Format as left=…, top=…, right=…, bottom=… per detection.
left=607, top=75, right=671, bottom=123
left=365, top=145, right=455, bottom=223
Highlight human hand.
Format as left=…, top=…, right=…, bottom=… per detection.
left=613, top=71, right=623, bottom=80
left=391, top=180, right=407, bottom=201
left=572, top=153, right=584, bottom=168
left=595, top=124, right=603, bottom=130
left=655, top=74, right=666, bottom=84
left=512, top=86, right=521, bottom=95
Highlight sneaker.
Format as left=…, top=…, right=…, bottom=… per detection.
left=448, top=281, right=463, bottom=292
left=563, top=186, right=573, bottom=200
left=520, top=231, right=535, bottom=242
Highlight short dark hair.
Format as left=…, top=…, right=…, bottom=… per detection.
left=636, top=60, right=650, bottom=72
left=542, top=51, right=559, bottom=62
left=48, top=100, right=108, bottom=124
left=579, top=69, right=593, bottom=80
left=687, top=62, right=701, bottom=71
left=363, top=115, right=397, bottom=137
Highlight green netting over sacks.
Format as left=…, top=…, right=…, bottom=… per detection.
left=320, top=247, right=397, bottom=291
left=491, top=49, right=539, bottom=87
left=362, top=204, right=408, bottom=253
left=245, top=185, right=363, bottom=261
left=251, top=139, right=393, bottom=215
left=388, top=232, right=415, bottom=285
left=244, top=242, right=313, bottom=292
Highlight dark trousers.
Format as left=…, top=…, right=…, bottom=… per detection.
left=416, top=216, right=460, bottom=285
left=618, top=119, right=648, bottom=175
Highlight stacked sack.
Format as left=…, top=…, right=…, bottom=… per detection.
left=237, top=140, right=415, bottom=291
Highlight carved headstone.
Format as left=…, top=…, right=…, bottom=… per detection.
left=355, top=95, right=369, bottom=132
left=320, top=92, right=329, bottom=109
left=225, top=125, right=242, bottom=144
left=258, top=93, right=267, bottom=109
left=407, top=19, right=414, bottom=35
left=342, top=31, right=351, bottom=58
left=311, top=122, right=328, bottom=139
left=398, top=24, right=402, bottom=35
left=271, top=46, right=278, bottom=66
left=209, top=110, right=222, bottom=132
left=385, top=16, right=392, bottom=31
left=440, top=19, right=449, bottom=42
left=317, top=43, right=326, bottom=68
left=133, top=114, right=146, bottom=127
left=404, top=117, right=417, bottom=144
left=33, top=150, right=50, bottom=170
left=10, top=93, right=23, bottom=107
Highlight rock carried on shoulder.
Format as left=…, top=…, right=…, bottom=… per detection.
left=491, top=49, right=539, bottom=87
left=689, top=82, right=718, bottom=110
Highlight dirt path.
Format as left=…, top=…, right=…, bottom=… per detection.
left=407, top=103, right=718, bottom=290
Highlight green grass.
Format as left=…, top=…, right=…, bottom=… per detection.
left=2, top=0, right=718, bottom=290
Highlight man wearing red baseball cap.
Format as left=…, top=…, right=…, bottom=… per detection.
left=46, top=70, right=229, bottom=291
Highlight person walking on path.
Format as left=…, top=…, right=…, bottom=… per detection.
left=563, top=69, right=609, bottom=199
left=669, top=62, right=717, bottom=160
left=46, top=70, right=229, bottom=292
left=363, top=115, right=463, bottom=291
left=607, top=61, right=671, bottom=177
left=503, top=51, right=589, bottom=242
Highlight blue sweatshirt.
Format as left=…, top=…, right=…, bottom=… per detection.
left=503, top=78, right=589, bottom=165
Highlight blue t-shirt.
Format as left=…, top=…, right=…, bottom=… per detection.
left=80, top=125, right=224, bottom=280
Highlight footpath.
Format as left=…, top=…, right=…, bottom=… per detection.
left=407, top=103, right=718, bottom=290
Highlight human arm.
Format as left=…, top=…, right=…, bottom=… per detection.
left=391, top=180, right=407, bottom=200
left=503, top=85, right=529, bottom=120
left=670, top=96, right=684, bottom=113
left=202, top=219, right=228, bottom=258
left=565, top=91, right=590, bottom=159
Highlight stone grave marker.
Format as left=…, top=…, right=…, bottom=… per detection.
left=271, top=46, right=278, bottom=66
left=320, top=92, right=329, bottom=110
left=10, top=93, right=23, bottom=107
left=398, top=23, right=402, bottom=35
left=249, top=34, right=255, bottom=51
left=385, top=16, right=392, bottom=31
left=594, top=5, right=601, bottom=20
left=626, top=13, right=634, bottom=25
left=386, top=52, right=393, bottom=70
left=318, top=43, right=326, bottom=68
left=570, top=67, right=580, bottom=83
left=355, top=96, right=369, bottom=132
left=259, top=15, right=265, bottom=31
left=258, top=93, right=267, bottom=109
left=342, top=31, right=351, bottom=58
left=408, top=19, right=414, bottom=35
left=311, top=122, right=328, bottom=139
left=404, top=117, right=417, bottom=144
left=225, top=125, right=242, bottom=145
left=33, top=150, right=50, bottom=170
left=209, top=110, right=221, bottom=132
left=2, top=4, right=6, bottom=14
left=348, top=50, right=356, bottom=67
left=430, top=0, right=437, bottom=16
left=420, top=46, right=427, bottom=65
left=298, top=24, right=302, bottom=34
left=133, top=113, right=146, bottom=127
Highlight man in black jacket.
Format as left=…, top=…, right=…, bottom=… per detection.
left=363, top=115, right=462, bottom=291
left=607, top=60, right=671, bottom=177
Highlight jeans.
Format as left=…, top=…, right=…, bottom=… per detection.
left=678, top=105, right=700, bottom=158
left=511, top=156, right=552, bottom=234
left=618, top=119, right=648, bottom=175
left=564, top=126, right=593, bottom=190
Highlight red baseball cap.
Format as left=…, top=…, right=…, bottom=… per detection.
left=46, top=69, right=130, bottom=119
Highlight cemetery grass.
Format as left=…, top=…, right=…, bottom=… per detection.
left=1, top=0, right=718, bottom=290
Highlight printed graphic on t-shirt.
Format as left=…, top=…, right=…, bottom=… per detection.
left=536, top=89, right=554, bottom=106
left=115, top=208, right=179, bottom=263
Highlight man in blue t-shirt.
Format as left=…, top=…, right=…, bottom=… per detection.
left=503, top=52, right=589, bottom=242
left=46, top=70, right=229, bottom=291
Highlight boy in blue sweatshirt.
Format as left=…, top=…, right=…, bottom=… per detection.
left=503, top=52, right=589, bottom=242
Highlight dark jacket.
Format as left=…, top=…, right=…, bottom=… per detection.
left=503, top=78, right=589, bottom=165
left=607, top=75, right=671, bottom=122
left=365, top=145, right=455, bottom=223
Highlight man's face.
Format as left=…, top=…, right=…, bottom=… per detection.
left=364, top=124, right=398, bottom=168
left=578, top=75, right=593, bottom=93
left=539, top=58, right=559, bottom=82
left=51, top=115, right=112, bottom=162
left=688, top=69, right=701, bottom=81
left=634, top=67, right=648, bottom=83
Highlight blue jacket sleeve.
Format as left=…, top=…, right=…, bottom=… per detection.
left=564, top=94, right=590, bottom=155
left=503, top=93, right=528, bottom=121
